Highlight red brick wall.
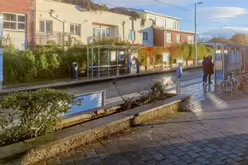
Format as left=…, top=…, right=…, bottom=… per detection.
left=165, top=30, right=195, bottom=47
left=153, top=28, right=195, bottom=47
left=0, top=0, right=35, bottom=48
left=153, top=28, right=165, bottom=47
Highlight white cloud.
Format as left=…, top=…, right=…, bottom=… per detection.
left=200, top=27, right=248, bottom=40
left=198, top=7, right=248, bottom=19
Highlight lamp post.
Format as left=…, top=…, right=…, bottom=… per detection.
left=194, top=2, right=203, bottom=66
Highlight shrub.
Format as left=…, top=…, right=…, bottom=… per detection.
left=0, top=89, right=78, bottom=146
left=3, top=46, right=88, bottom=85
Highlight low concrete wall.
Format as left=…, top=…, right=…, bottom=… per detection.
left=0, top=94, right=192, bottom=165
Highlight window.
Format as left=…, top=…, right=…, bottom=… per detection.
left=187, top=36, right=194, bottom=44
left=163, top=20, right=166, bottom=28
left=143, top=32, right=148, bottom=40
left=70, top=24, right=81, bottom=36
left=173, top=21, right=177, bottom=29
left=3, top=13, right=25, bottom=30
left=167, top=33, right=172, bottom=43
left=39, top=20, right=53, bottom=33
left=93, top=28, right=110, bottom=37
left=129, top=30, right=136, bottom=41
left=177, top=34, right=181, bottom=43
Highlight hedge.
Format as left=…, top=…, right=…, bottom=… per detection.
left=0, top=89, right=78, bottom=146
left=3, top=45, right=87, bottom=85
left=3, top=44, right=213, bottom=85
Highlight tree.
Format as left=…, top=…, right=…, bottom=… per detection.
left=208, top=37, right=233, bottom=44
left=230, top=33, right=248, bottom=45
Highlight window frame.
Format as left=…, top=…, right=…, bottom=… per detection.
left=167, top=33, right=172, bottom=43
left=3, top=13, right=26, bottom=31
left=39, top=20, right=53, bottom=33
left=163, top=19, right=166, bottom=28
left=176, top=34, right=181, bottom=43
left=187, top=36, right=194, bottom=44
left=70, top=23, right=81, bottom=37
left=143, top=32, right=148, bottom=41
left=129, top=30, right=136, bottom=41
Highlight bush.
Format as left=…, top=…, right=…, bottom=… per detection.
left=3, top=46, right=88, bottom=85
left=0, top=89, right=78, bottom=146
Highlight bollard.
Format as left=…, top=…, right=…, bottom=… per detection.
left=71, top=62, right=78, bottom=80
left=176, top=64, right=182, bottom=94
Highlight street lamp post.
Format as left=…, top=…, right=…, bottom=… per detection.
left=195, top=2, right=203, bottom=66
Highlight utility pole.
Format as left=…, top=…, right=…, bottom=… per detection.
left=194, top=2, right=203, bottom=66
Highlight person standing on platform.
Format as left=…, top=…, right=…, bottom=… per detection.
left=202, top=56, right=206, bottom=82
left=208, top=56, right=214, bottom=84
left=176, top=63, right=182, bottom=94
left=132, top=56, right=142, bottom=73
left=202, top=56, right=210, bottom=84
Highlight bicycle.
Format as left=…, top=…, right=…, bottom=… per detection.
left=236, top=73, right=248, bottom=94
left=220, top=72, right=236, bottom=94
left=220, top=71, right=248, bottom=95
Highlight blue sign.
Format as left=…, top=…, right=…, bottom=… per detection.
left=64, top=91, right=104, bottom=117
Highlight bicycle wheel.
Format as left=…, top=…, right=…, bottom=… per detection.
left=220, top=80, right=234, bottom=94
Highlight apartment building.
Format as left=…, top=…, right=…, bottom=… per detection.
left=0, top=0, right=35, bottom=50
left=128, top=8, right=195, bottom=47
left=35, top=0, right=154, bottom=46
left=154, top=27, right=195, bottom=47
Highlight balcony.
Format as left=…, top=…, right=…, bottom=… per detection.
left=36, top=32, right=73, bottom=46
left=87, top=36, right=121, bottom=44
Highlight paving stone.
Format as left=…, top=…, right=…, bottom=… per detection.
left=173, top=160, right=188, bottom=165
left=187, top=151, right=200, bottom=158
left=159, top=160, right=173, bottom=165
left=158, top=148, right=172, bottom=156
left=165, top=154, right=180, bottom=162
left=190, top=145, right=203, bottom=153
left=198, top=151, right=212, bottom=159
left=144, top=160, right=159, bottom=165
left=228, top=154, right=243, bottom=161
left=189, top=161, right=202, bottom=165
left=177, top=146, right=190, bottom=152
left=203, top=147, right=216, bottom=154
left=139, top=154, right=153, bottom=161
left=172, top=150, right=185, bottom=156
left=180, top=155, right=194, bottom=163
left=196, top=157, right=210, bottom=165
left=151, top=152, right=165, bottom=161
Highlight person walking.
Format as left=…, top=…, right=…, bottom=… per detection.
left=132, top=56, right=142, bottom=73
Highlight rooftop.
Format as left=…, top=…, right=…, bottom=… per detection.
left=153, top=26, right=195, bottom=34
left=127, top=8, right=181, bottom=20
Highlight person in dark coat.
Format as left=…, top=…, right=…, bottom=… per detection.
left=202, top=56, right=206, bottom=82
left=202, top=56, right=210, bottom=83
left=208, top=56, right=214, bottom=84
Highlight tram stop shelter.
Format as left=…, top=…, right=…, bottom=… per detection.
left=201, top=43, right=248, bottom=85
left=87, top=45, right=141, bottom=77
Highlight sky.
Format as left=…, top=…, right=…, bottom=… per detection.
left=94, top=0, right=248, bottom=39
